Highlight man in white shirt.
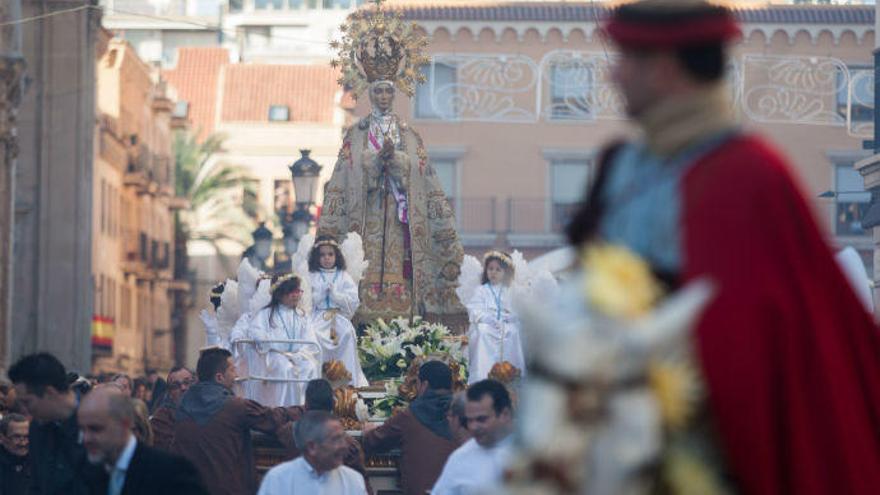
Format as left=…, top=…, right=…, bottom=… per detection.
left=432, top=379, right=514, bottom=495
left=78, top=386, right=207, bottom=495
left=258, top=410, right=367, bottom=495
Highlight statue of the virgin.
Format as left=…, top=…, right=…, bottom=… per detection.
left=318, top=2, right=465, bottom=325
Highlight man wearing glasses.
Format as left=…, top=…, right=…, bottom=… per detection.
left=149, top=366, right=195, bottom=451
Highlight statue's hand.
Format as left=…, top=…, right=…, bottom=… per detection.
left=379, top=136, right=395, bottom=161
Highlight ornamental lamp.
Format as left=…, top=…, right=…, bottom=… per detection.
left=251, top=222, right=273, bottom=261
left=289, top=149, right=322, bottom=207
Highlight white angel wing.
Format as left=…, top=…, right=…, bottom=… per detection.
left=216, top=279, right=240, bottom=346
left=292, top=233, right=315, bottom=315
left=509, top=250, right=560, bottom=305
left=341, top=232, right=369, bottom=285
left=511, top=250, right=530, bottom=293
left=237, top=259, right=262, bottom=316
left=249, top=278, right=272, bottom=314
left=456, top=255, right=483, bottom=305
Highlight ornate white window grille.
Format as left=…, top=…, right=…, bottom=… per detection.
left=416, top=54, right=539, bottom=123
left=539, top=50, right=624, bottom=122
left=741, top=54, right=850, bottom=127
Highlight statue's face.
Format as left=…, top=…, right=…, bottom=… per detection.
left=370, top=84, right=395, bottom=113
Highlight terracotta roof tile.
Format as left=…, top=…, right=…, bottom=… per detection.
left=162, top=47, right=230, bottom=140
left=219, top=64, right=340, bottom=124
left=391, top=2, right=873, bottom=25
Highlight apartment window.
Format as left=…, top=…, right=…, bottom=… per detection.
left=549, top=63, right=593, bottom=120
left=255, top=0, right=284, bottom=10
left=120, top=285, right=132, bottom=328
left=837, top=65, right=874, bottom=123
left=96, top=274, right=104, bottom=316
left=415, top=63, right=457, bottom=120
left=173, top=101, right=189, bottom=119
left=835, top=163, right=871, bottom=237
left=268, top=105, right=290, bottom=122
left=432, top=159, right=458, bottom=204
left=550, top=159, right=591, bottom=232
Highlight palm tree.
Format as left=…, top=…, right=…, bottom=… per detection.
left=171, top=130, right=256, bottom=365
left=173, top=130, right=257, bottom=259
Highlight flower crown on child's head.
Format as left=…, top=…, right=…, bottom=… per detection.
left=483, top=250, right=513, bottom=267
left=270, top=273, right=300, bottom=294
left=315, top=238, right=340, bottom=249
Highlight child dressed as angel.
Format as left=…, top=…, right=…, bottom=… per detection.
left=465, top=251, right=526, bottom=384
left=247, top=274, right=322, bottom=406
left=307, top=236, right=369, bottom=387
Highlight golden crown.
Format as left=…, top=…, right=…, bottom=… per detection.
left=330, top=0, right=429, bottom=98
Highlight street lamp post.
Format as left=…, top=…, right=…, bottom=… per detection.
left=245, top=222, right=273, bottom=271
left=281, top=149, right=322, bottom=259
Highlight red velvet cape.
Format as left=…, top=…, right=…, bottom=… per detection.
left=682, top=134, right=880, bottom=494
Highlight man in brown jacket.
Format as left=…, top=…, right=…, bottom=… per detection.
left=171, top=348, right=300, bottom=495
left=363, top=361, right=460, bottom=495
left=149, top=366, right=194, bottom=451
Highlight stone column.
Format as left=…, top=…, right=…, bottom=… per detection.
left=0, top=0, right=25, bottom=374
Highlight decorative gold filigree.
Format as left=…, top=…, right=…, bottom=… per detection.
left=330, top=0, right=429, bottom=98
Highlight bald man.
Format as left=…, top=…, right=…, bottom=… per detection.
left=78, top=387, right=208, bottom=495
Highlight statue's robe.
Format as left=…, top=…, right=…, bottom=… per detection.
left=318, top=115, right=465, bottom=324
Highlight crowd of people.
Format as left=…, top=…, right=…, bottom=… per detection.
left=0, top=348, right=518, bottom=495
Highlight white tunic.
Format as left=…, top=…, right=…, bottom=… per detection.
left=257, top=457, right=367, bottom=495
left=247, top=305, right=321, bottom=406
left=431, top=437, right=513, bottom=495
left=465, top=283, right=526, bottom=384
left=309, top=269, right=369, bottom=387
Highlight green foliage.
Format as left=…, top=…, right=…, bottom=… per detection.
left=173, top=130, right=257, bottom=252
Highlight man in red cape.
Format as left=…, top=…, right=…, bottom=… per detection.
left=567, top=1, right=880, bottom=493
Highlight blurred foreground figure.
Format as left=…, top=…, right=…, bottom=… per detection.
left=520, top=1, right=880, bottom=494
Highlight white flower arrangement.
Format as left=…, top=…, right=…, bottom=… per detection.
left=358, top=317, right=467, bottom=381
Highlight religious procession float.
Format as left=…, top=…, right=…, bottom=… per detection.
left=197, top=1, right=724, bottom=492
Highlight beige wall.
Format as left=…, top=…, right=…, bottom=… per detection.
left=93, top=39, right=178, bottom=375
left=349, top=22, right=875, bottom=259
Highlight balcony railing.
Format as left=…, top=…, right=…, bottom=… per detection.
left=447, top=197, right=583, bottom=246
left=122, top=229, right=171, bottom=276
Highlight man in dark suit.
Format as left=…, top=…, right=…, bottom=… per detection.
left=78, top=385, right=208, bottom=495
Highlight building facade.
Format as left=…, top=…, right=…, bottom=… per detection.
left=9, top=0, right=101, bottom=374
left=92, top=38, right=184, bottom=375
left=100, top=0, right=366, bottom=67
left=378, top=3, right=876, bottom=265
